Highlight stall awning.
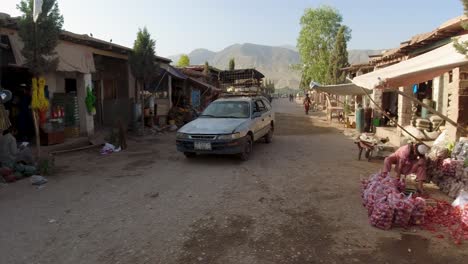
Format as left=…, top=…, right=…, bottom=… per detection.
left=311, top=83, right=372, bottom=95
left=353, top=34, right=468, bottom=89
left=54, top=42, right=95, bottom=73
left=165, top=65, right=188, bottom=80
left=8, top=32, right=26, bottom=66
left=8, top=32, right=95, bottom=73
left=189, top=77, right=222, bottom=93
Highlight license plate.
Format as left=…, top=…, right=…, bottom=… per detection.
left=194, top=142, right=212, bottom=150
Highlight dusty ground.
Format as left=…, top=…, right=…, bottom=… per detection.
left=0, top=98, right=467, bottom=264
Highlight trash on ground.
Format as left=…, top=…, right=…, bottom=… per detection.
left=100, top=143, right=121, bottom=155
left=30, top=175, right=48, bottom=186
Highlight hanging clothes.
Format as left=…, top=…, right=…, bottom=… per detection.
left=0, top=103, right=11, bottom=130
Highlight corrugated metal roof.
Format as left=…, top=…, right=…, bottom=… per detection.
left=372, top=15, right=468, bottom=65
left=165, top=65, right=187, bottom=80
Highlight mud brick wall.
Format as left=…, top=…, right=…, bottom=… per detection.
left=372, top=89, right=383, bottom=113
left=396, top=86, right=413, bottom=136
left=456, top=66, right=468, bottom=138
left=446, top=66, right=468, bottom=139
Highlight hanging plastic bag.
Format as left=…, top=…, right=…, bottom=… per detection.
left=453, top=189, right=468, bottom=208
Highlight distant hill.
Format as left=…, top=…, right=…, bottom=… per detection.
left=168, top=44, right=383, bottom=88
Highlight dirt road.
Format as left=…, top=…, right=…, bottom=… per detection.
left=0, top=99, right=467, bottom=264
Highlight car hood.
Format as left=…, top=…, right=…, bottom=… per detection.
left=178, top=118, right=247, bottom=134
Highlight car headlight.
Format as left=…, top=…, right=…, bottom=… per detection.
left=176, top=132, right=190, bottom=139
left=217, top=133, right=242, bottom=140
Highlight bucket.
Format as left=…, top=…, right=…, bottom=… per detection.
left=421, top=99, right=434, bottom=119
left=356, top=107, right=364, bottom=133
left=373, top=118, right=380, bottom=127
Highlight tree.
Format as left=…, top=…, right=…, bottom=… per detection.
left=297, top=6, right=350, bottom=87
left=17, top=0, right=63, bottom=158
left=263, top=79, right=275, bottom=94
left=17, top=0, right=63, bottom=75
left=129, top=27, right=158, bottom=132
left=454, top=0, right=468, bottom=57
left=177, top=54, right=190, bottom=67
left=203, top=61, right=210, bottom=76
left=229, top=58, right=235, bottom=71
left=327, top=26, right=349, bottom=84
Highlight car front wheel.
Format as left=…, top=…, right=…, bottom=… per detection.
left=264, top=125, right=274, bottom=144
left=239, top=136, right=253, bottom=161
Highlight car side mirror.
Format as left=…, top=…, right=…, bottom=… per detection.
left=252, top=112, right=261, bottom=118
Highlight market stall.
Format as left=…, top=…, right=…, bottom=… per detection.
left=354, top=35, right=468, bottom=243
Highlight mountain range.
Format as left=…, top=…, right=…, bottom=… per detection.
left=168, top=44, right=383, bottom=88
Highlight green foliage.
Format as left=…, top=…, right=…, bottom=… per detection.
left=462, top=0, right=468, bottom=13
left=203, top=61, right=210, bottom=76
left=447, top=141, right=455, bottom=156
left=343, top=99, right=352, bottom=115
left=263, top=79, right=275, bottom=94
left=454, top=38, right=468, bottom=57
left=17, top=0, right=63, bottom=75
left=229, top=58, right=235, bottom=70
left=85, top=86, right=96, bottom=114
left=327, top=26, right=349, bottom=84
left=129, top=27, right=158, bottom=86
left=455, top=0, right=468, bottom=57
left=177, top=54, right=190, bottom=67
left=297, top=6, right=351, bottom=86
left=38, top=155, right=55, bottom=176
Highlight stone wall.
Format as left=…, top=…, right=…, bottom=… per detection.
left=446, top=66, right=468, bottom=139
left=432, top=75, right=445, bottom=112
left=372, top=88, right=383, bottom=112
left=396, top=86, right=413, bottom=136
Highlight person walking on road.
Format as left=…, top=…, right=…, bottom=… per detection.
left=303, top=94, right=312, bottom=115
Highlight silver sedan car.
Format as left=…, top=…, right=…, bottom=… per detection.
left=176, top=96, right=275, bottom=160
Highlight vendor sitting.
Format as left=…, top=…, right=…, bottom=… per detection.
left=383, top=143, right=429, bottom=193
left=0, top=128, right=35, bottom=175
left=0, top=128, right=19, bottom=166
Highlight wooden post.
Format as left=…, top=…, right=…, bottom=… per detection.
left=32, top=108, right=41, bottom=159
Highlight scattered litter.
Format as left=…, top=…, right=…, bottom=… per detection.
left=100, top=143, right=121, bottom=155
left=30, top=175, right=48, bottom=186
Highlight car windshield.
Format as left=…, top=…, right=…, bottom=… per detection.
left=200, top=101, right=250, bottom=118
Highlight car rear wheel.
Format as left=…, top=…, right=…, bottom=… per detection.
left=239, top=136, right=253, bottom=161
left=184, top=152, right=197, bottom=159
left=264, top=125, right=274, bottom=144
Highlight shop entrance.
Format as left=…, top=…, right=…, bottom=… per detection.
left=0, top=66, right=34, bottom=141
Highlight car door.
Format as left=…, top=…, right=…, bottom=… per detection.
left=261, top=98, right=273, bottom=128
left=253, top=99, right=269, bottom=140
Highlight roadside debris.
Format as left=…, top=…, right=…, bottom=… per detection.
left=100, top=143, right=122, bottom=155
left=30, top=175, right=48, bottom=186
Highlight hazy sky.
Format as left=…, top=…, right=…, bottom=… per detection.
left=1, top=0, right=464, bottom=57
